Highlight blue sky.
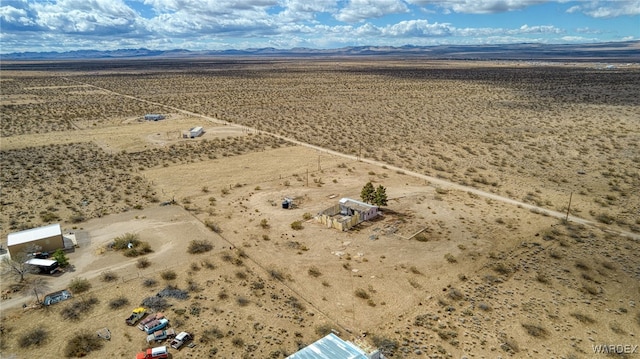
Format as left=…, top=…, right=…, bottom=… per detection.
left=1, top=0, right=638, bottom=53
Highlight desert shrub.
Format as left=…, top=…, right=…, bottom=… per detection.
left=112, top=233, right=140, bottom=250
left=286, top=296, right=305, bottom=311
left=448, top=288, right=464, bottom=300
left=315, top=323, right=333, bottom=337
left=136, top=257, right=151, bottom=269
left=575, top=260, right=590, bottom=270
left=308, top=266, right=322, bottom=277
left=260, top=219, right=270, bottom=228
left=68, top=277, right=91, bottom=294
left=269, top=268, right=284, bottom=281
left=69, top=213, right=86, bottom=223
left=251, top=281, right=265, bottom=290
left=501, top=337, right=520, bottom=354
left=595, top=213, right=615, bottom=224
left=60, top=297, right=99, bottom=321
left=570, top=312, right=595, bottom=324
left=610, top=321, right=625, bottom=334
left=290, top=221, right=303, bottom=230
left=160, top=269, right=177, bottom=281
left=141, top=296, right=169, bottom=311
left=18, top=328, right=49, bottom=348
left=354, top=288, right=370, bottom=300
left=202, top=259, right=215, bottom=269
left=444, top=253, right=457, bottom=263
left=100, top=271, right=118, bottom=282
left=123, top=241, right=152, bottom=257
left=235, top=271, right=247, bottom=280
left=143, top=278, right=158, bottom=287
left=549, top=250, right=563, bottom=259
left=109, top=296, right=129, bottom=310
left=601, top=261, right=616, bottom=270
left=581, top=283, right=599, bottom=295
left=521, top=323, right=548, bottom=338
left=64, top=332, right=103, bottom=357
left=536, top=272, right=550, bottom=284
left=409, top=266, right=422, bottom=275
left=188, top=239, right=213, bottom=254
left=371, top=335, right=398, bottom=356
left=493, top=262, right=513, bottom=275
left=232, top=337, right=244, bottom=347
left=158, top=285, right=189, bottom=300
left=205, top=220, right=222, bottom=233
left=200, top=327, right=225, bottom=343
left=477, top=302, right=492, bottom=311
left=414, top=233, right=429, bottom=242
left=302, top=212, right=313, bottom=220
left=236, top=296, right=250, bottom=307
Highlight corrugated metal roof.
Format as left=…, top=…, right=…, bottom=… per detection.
left=339, top=198, right=377, bottom=212
left=7, top=223, right=62, bottom=246
left=287, top=333, right=369, bottom=359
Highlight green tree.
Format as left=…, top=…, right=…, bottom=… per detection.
left=360, top=182, right=375, bottom=204
left=374, top=185, right=388, bottom=206
left=52, top=249, right=69, bottom=267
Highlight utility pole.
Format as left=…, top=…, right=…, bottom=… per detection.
left=565, top=191, right=573, bottom=222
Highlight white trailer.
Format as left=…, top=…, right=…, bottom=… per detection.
left=189, top=126, right=203, bottom=138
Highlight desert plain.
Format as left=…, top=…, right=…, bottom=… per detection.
left=0, top=58, right=639, bottom=358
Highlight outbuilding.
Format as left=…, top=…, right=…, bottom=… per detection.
left=316, top=198, right=379, bottom=231
left=189, top=126, right=203, bottom=138
left=145, top=114, right=165, bottom=121
left=7, top=223, right=64, bottom=258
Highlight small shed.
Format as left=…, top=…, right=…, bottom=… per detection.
left=144, top=114, right=165, bottom=121
left=7, top=224, right=64, bottom=258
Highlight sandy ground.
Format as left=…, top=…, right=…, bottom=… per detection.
left=1, top=60, right=639, bottom=358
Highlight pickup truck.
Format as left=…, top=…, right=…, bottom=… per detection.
left=170, top=331, right=193, bottom=349
left=137, top=313, right=164, bottom=331
left=136, top=346, right=168, bottom=359
left=146, top=328, right=176, bottom=343
left=126, top=307, right=146, bottom=326
left=144, top=318, right=169, bottom=334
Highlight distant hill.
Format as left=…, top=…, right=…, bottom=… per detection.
left=2, top=41, right=639, bottom=61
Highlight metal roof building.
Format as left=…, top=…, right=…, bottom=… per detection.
left=287, top=333, right=380, bottom=359
left=7, top=223, right=64, bottom=258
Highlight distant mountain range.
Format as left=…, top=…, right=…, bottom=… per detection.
left=2, top=41, right=639, bottom=61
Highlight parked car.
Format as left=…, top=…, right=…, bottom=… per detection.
left=170, top=331, right=193, bottom=349
left=146, top=328, right=176, bottom=343
left=126, top=307, right=146, bottom=326
left=136, top=346, right=168, bottom=359
left=144, top=318, right=169, bottom=334
left=137, top=312, right=164, bottom=331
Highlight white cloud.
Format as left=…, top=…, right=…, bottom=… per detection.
left=382, top=19, right=454, bottom=37
left=566, top=0, right=640, bottom=18
left=406, top=0, right=549, bottom=14
left=335, top=0, right=408, bottom=22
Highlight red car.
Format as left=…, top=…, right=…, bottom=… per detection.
left=136, top=346, right=168, bottom=359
